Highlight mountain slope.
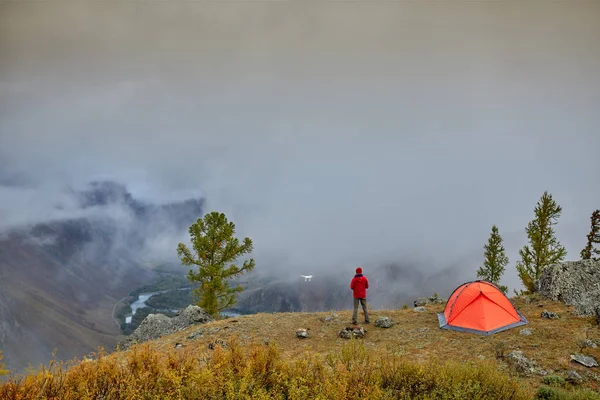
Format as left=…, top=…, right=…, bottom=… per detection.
left=0, top=181, right=204, bottom=372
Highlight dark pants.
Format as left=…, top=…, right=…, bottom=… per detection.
left=352, top=297, right=369, bottom=323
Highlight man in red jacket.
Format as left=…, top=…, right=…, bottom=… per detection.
left=350, top=267, right=370, bottom=324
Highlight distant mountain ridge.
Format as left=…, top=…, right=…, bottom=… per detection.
left=0, top=181, right=204, bottom=373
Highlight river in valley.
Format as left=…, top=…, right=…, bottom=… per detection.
left=124, top=290, right=241, bottom=324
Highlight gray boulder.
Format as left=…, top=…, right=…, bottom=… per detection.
left=413, top=306, right=426, bottom=312
left=117, top=305, right=214, bottom=349
left=535, top=259, right=600, bottom=316
left=571, top=354, right=599, bottom=368
left=375, top=316, right=394, bottom=328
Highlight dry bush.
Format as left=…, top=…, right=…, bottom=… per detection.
left=0, top=337, right=536, bottom=400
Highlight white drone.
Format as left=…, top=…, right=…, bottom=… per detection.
left=300, top=275, right=313, bottom=282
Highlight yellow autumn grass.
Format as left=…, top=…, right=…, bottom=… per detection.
left=0, top=338, right=532, bottom=400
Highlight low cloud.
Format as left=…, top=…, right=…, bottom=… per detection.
left=1, top=1, right=599, bottom=292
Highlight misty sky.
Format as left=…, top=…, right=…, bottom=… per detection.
left=1, top=1, right=599, bottom=290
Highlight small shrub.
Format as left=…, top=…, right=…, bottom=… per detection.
left=536, top=386, right=600, bottom=400
left=536, top=386, right=569, bottom=400
left=574, top=327, right=594, bottom=354
left=402, top=304, right=409, bottom=310
left=542, top=374, right=566, bottom=388
left=0, top=337, right=533, bottom=399
left=492, top=341, right=507, bottom=359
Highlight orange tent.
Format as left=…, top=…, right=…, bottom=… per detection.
left=437, top=280, right=528, bottom=335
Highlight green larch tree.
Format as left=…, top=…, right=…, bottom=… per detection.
left=477, top=225, right=509, bottom=294
left=580, top=209, right=600, bottom=260
left=177, top=211, right=255, bottom=318
left=516, top=191, right=567, bottom=293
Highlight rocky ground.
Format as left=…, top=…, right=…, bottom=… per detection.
left=536, top=259, right=600, bottom=318
left=112, top=294, right=600, bottom=394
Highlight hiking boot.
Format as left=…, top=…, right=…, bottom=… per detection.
left=351, top=321, right=357, bottom=325
left=365, top=321, right=370, bottom=324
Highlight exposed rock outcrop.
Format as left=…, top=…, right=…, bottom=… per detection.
left=118, top=305, right=213, bottom=349
left=507, top=351, right=545, bottom=376
left=535, top=259, right=600, bottom=316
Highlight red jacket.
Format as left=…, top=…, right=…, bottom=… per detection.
left=350, top=274, right=369, bottom=298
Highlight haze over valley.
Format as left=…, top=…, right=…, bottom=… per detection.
left=1, top=1, right=600, bottom=372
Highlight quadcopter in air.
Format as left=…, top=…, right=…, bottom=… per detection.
left=300, top=275, right=313, bottom=282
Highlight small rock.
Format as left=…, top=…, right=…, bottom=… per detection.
left=414, top=297, right=430, bottom=307
left=296, top=328, right=309, bottom=339
left=428, top=295, right=445, bottom=304
left=413, top=306, right=426, bottom=312
left=507, top=351, right=539, bottom=375
left=541, top=310, right=559, bottom=319
left=413, top=295, right=445, bottom=307
left=571, top=354, right=598, bottom=368
left=478, top=355, right=485, bottom=360
left=175, top=342, right=184, bottom=349
left=538, top=370, right=548, bottom=376
left=375, top=316, right=394, bottom=328
left=187, top=330, right=203, bottom=340
left=207, top=339, right=227, bottom=350
left=567, top=370, right=584, bottom=383
left=352, top=327, right=366, bottom=338
left=583, top=339, right=598, bottom=349
left=324, top=313, right=339, bottom=322
left=338, top=326, right=366, bottom=339
left=520, top=328, right=533, bottom=336
left=338, top=330, right=351, bottom=339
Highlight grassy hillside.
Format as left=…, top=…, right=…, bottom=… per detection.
left=0, top=228, right=156, bottom=373
left=1, top=296, right=599, bottom=399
